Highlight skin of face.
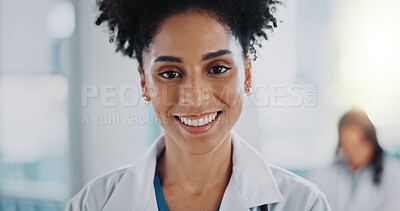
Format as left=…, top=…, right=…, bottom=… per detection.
left=339, top=124, right=375, bottom=171
left=139, top=11, right=252, bottom=155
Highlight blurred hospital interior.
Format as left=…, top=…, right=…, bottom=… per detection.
left=1, top=0, right=400, bottom=210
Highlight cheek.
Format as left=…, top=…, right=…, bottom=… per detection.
left=341, top=141, right=367, bottom=162
left=341, top=141, right=357, bottom=155
left=156, top=83, right=179, bottom=106
left=228, top=72, right=244, bottom=105
left=147, top=80, right=179, bottom=124
left=215, top=78, right=244, bottom=123
left=359, top=142, right=374, bottom=159
left=216, top=66, right=244, bottom=98
left=339, top=141, right=354, bottom=158
left=214, top=75, right=241, bottom=99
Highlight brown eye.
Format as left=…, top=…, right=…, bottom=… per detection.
left=208, top=65, right=231, bottom=74
left=159, top=71, right=182, bottom=79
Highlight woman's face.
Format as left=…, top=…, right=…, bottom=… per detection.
left=140, top=11, right=251, bottom=155
left=339, top=124, right=374, bottom=170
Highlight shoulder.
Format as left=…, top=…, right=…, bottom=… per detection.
left=270, top=164, right=323, bottom=197
left=306, top=160, right=350, bottom=187
left=65, top=165, right=131, bottom=211
left=310, top=160, right=346, bottom=175
left=382, top=157, right=400, bottom=184
left=269, top=164, right=331, bottom=210
left=384, top=157, right=400, bottom=173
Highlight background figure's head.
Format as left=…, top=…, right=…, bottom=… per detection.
left=337, top=109, right=384, bottom=184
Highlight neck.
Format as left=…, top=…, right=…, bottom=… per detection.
left=157, top=133, right=232, bottom=194
left=350, top=161, right=370, bottom=172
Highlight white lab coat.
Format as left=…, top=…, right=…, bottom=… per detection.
left=308, top=158, right=400, bottom=211
left=66, top=131, right=331, bottom=211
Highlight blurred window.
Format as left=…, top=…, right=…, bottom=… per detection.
left=0, top=0, right=75, bottom=210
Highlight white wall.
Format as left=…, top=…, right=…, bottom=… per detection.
left=74, top=0, right=160, bottom=189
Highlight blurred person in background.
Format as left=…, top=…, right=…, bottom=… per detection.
left=308, top=109, right=400, bottom=211
left=65, top=0, right=331, bottom=210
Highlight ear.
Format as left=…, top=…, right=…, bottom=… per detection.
left=138, top=66, right=146, bottom=90
left=244, top=56, right=252, bottom=95
left=138, top=67, right=150, bottom=100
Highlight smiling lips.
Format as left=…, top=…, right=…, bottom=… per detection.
left=175, top=111, right=222, bottom=134
left=177, top=112, right=219, bottom=126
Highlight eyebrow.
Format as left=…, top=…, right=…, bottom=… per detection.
left=152, top=49, right=232, bottom=64
left=154, top=56, right=182, bottom=63
left=202, top=49, right=232, bottom=61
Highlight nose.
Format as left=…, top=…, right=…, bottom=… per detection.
left=179, top=78, right=211, bottom=107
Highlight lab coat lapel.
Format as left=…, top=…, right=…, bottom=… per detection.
left=103, top=131, right=283, bottom=210
left=219, top=175, right=251, bottom=210
left=227, top=131, right=283, bottom=208
left=103, top=135, right=165, bottom=211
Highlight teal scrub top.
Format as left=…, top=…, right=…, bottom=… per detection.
left=153, top=171, right=168, bottom=211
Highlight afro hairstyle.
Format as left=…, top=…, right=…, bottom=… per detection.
left=95, top=0, right=282, bottom=67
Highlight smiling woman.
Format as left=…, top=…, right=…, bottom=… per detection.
left=142, top=12, right=248, bottom=156
left=66, top=0, right=331, bottom=210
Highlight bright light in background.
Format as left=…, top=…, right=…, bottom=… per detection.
left=335, top=0, right=400, bottom=149
left=253, top=0, right=400, bottom=169
left=46, top=1, right=75, bottom=39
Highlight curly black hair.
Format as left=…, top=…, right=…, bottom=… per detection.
left=95, top=0, right=282, bottom=68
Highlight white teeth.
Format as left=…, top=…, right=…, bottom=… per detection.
left=198, top=118, right=204, bottom=125
left=177, top=112, right=219, bottom=127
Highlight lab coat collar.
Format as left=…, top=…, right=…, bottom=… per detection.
left=103, top=131, right=283, bottom=211
left=226, top=131, right=283, bottom=208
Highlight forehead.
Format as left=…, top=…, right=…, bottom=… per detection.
left=340, top=124, right=365, bottom=140
left=145, top=11, right=241, bottom=61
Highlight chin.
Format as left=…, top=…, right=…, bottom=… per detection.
left=180, top=136, right=225, bottom=155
